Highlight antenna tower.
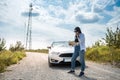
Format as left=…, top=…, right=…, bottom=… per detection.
left=26, top=3, right=33, bottom=50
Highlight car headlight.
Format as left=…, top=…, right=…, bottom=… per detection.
left=51, top=52, right=60, bottom=55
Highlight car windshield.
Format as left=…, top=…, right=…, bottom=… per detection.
left=52, top=41, right=69, bottom=47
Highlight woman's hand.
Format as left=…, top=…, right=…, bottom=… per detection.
left=69, top=41, right=79, bottom=46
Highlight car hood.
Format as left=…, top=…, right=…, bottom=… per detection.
left=50, top=47, right=74, bottom=53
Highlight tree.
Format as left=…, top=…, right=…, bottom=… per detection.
left=104, top=26, right=120, bottom=49
left=114, top=27, right=120, bottom=48
left=0, top=38, right=6, bottom=51
left=103, top=26, right=120, bottom=64
left=9, top=41, right=24, bottom=52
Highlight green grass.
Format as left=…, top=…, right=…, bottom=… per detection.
left=0, top=50, right=26, bottom=73
left=26, top=49, right=48, bottom=53
left=86, top=46, right=120, bottom=68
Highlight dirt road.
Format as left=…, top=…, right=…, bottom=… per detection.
left=0, top=52, right=120, bottom=80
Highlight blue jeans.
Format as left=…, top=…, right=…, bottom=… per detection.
left=71, top=45, right=85, bottom=72
left=71, top=45, right=80, bottom=70
left=79, top=50, right=85, bottom=72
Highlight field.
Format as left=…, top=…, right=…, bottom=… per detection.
left=86, top=46, right=120, bottom=68
left=0, top=50, right=26, bottom=73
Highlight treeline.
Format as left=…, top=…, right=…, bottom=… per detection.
left=86, top=26, right=120, bottom=68
left=0, top=39, right=26, bottom=73
left=26, top=49, right=48, bottom=53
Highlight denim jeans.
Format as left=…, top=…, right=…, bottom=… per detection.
left=71, top=45, right=85, bottom=72
left=71, top=45, right=80, bottom=70
left=79, top=50, right=85, bottom=72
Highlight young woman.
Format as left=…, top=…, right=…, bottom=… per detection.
left=68, top=27, right=86, bottom=77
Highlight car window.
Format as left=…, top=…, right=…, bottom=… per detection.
left=52, top=41, right=69, bottom=47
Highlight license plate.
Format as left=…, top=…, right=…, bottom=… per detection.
left=64, top=58, right=71, bottom=62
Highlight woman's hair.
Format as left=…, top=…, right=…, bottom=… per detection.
left=74, top=27, right=81, bottom=33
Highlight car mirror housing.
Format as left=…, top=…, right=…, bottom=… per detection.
left=47, top=46, right=51, bottom=49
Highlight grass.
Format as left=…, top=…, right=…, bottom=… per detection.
left=0, top=50, right=26, bottom=73
left=86, top=46, right=120, bottom=68
left=26, top=49, right=48, bottom=53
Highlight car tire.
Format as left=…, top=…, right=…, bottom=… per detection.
left=48, top=57, right=53, bottom=67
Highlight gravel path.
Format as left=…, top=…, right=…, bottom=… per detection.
left=0, top=52, right=120, bottom=80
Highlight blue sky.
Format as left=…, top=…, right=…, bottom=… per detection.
left=0, top=0, right=120, bottom=49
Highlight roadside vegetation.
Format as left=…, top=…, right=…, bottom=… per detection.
left=0, top=39, right=26, bottom=73
left=26, top=49, right=48, bottom=53
left=86, top=26, right=120, bottom=68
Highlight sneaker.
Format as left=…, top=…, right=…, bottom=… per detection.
left=68, top=70, right=75, bottom=73
left=79, top=72, right=84, bottom=77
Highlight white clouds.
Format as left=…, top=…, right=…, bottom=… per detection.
left=32, top=19, right=74, bottom=40
left=95, top=0, right=113, bottom=9
left=0, top=0, right=30, bottom=48
left=81, top=24, right=107, bottom=47
left=33, top=5, right=64, bottom=26
left=48, top=5, right=66, bottom=19
left=75, top=12, right=101, bottom=23
left=72, top=0, right=117, bottom=24
left=0, top=0, right=119, bottom=49
left=29, top=19, right=74, bottom=49
left=93, top=0, right=113, bottom=13
left=107, top=16, right=120, bottom=26
left=0, top=0, right=30, bottom=27
left=64, top=0, right=104, bottom=24
left=93, top=4, right=103, bottom=13
left=106, top=6, right=120, bottom=26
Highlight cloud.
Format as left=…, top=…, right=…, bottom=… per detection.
left=106, top=6, right=120, bottom=25
left=1, top=0, right=120, bottom=49
left=48, top=5, right=66, bottom=19
left=0, top=21, right=10, bottom=27
left=93, top=4, right=103, bottom=13
left=0, top=0, right=31, bottom=27
left=65, top=0, right=106, bottom=24
left=107, top=15, right=120, bottom=26
left=75, top=12, right=100, bottom=23
left=27, top=19, right=75, bottom=49
left=81, top=24, right=107, bottom=47
left=32, top=19, right=74, bottom=40
left=0, top=0, right=30, bottom=48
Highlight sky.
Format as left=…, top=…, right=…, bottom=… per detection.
left=0, top=0, right=120, bottom=49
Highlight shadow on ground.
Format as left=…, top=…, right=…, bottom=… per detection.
left=51, top=63, right=80, bottom=70
left=50, top=63, right=97, bottom=80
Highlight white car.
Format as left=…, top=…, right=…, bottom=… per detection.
left=48, top=41, right=80, bottom=67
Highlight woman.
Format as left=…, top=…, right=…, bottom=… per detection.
left=68, top=27, right=86, bottom=77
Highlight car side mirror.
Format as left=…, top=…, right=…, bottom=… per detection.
left=47, top=46, right=51, bottom=49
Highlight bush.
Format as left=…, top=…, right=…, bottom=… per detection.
left=112, top=49, right=120, bottom=62
left=9, top=41, right=24, bottom=52
left=86, top=46, right=120, bottom=67
left=104, top=27, right=120, bottom=48
left=0, top=38, right=6, bottom=51
left=0, top=50, right=12, bottom=66
left=0, top=62, right=6, bottom=72
left=86, top=48, right=101, bottom=61
left=86, top=27, right=120, bottom=67
left=0, top=50, right=26, bottom=73
left=26, top=49, right=48, bottom=53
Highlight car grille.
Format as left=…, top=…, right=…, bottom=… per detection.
left=59, top=53, right=73, bottom=57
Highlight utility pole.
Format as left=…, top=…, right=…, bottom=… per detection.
left=26, top=3, right=33, bottom=50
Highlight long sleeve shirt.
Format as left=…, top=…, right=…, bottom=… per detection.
left=77, top=33, right=86, bottom=51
